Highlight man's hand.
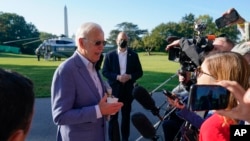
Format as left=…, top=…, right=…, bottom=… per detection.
left=99, top=95, right=123, bottom=116
left=117, top=74, right=131, bottom=83
left=166, top=96, right=185, bottom=109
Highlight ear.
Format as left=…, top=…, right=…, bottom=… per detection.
left=8, top=130, right=25, bottom=141
left=78, top=38, right=85, bottom=49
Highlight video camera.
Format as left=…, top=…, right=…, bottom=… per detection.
left=167, top=21, right=214, bottom=72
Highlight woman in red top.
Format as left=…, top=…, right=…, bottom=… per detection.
left=198, top=52, right=250, bottom=141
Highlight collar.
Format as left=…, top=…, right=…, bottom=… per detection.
left=117, top=48, right=128, bottom=54
left=76, top=50, right=95, bottom=69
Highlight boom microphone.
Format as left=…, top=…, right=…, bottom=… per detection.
left=131, top=112, right=158, bottom=140
left=132, top=86, right=163, bottom=120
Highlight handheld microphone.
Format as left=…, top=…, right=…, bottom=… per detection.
left=132, top=86, right=163, bottom=120
left=131, top=112, right=158, bottom=140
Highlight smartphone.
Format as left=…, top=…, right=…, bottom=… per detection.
left=188, top=84, right=230, bottom=111
left=163, top=90, right=176, bottom=100
left=163, top=90, right=184, bottom=105
left=215, top=9, right=240, bottom=29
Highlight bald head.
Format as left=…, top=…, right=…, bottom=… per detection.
left=212, top=37, right=235, bottom=52
left=116, top=32, right=129, bottom=50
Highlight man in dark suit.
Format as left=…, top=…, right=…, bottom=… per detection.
left=102, top=32, right=143, bottom=141
left=51, top=22, right=123, bottom=141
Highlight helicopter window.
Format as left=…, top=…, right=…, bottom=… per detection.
left=56, top=40, right=73, bottom=44
left=54, top=46, right=76, bottom=51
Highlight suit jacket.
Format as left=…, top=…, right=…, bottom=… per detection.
left=102, top=48, right=143, bottom=100
left=51, top=51, right=106, bottom=141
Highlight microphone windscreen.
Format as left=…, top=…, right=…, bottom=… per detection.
left=132, top=86, right=155, bottom=110
left=131, top=112, right=156, bottom=139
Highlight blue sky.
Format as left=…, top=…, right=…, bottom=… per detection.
left=0, top=0, right=249, bottom=39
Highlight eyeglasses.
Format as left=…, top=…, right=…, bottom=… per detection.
left=195, top=66, right=215, bottom=78
left=83, top=38, right=107, bottom=46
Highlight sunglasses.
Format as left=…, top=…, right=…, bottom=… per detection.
left=195, top=66, right=214, bottom=78
left=83, top=38, right=107, bottom=46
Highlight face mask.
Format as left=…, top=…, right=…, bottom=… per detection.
left=119, top=40, right=127, bottom=48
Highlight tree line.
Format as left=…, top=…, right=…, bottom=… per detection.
left=0, top=12, right=239, bottom=55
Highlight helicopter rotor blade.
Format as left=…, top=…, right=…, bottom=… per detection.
left=3, top=37, right=40, bottom=44
left=22, top=39, right=42, bottom=46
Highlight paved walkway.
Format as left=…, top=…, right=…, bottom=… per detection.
left=27, top=92, right=168, bottom=141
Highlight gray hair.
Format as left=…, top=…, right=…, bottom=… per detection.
left=231, top=41, right=250, bottom=55
left=75, top=22, right=103, bottom=46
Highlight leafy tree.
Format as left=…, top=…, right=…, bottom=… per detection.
left=130, top=39, right=144, bottom=51
left=106, top=22, right=148, bottom=48
left=140, top=13, right=239, bottom=53
left=39, top=32, right=57, bottom=41
left=0, top=12, right=40, bottom=54
left=106, top=30, right=120, bottom=45
left=142, top=22, right=182, bottom=54
left=180, top=13, right=196, bottom=38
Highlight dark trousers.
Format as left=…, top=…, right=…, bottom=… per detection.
left=109, top=85, right=132, bottom=141
left=162, top=112, right=184, bottom=141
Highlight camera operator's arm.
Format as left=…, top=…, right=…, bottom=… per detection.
left=165, top=37, right=196, bottom=51
left=176, top=107, right=207, bottom=129
left=165, top=39, right=180, bottom=51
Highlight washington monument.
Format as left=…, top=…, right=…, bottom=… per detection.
left=64, top=5, right=68, bottom=37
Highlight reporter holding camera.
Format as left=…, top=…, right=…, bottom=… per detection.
left=198, top=52, right=250, bottom=141
left=162, top=36, right=235, bottom=141
left=168, top=52, right=250, bottom=141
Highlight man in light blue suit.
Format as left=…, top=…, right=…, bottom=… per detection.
left=51, top=22, right=123, bottom=141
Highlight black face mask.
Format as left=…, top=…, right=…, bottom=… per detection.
left=119, top=40, right=127, bottom=48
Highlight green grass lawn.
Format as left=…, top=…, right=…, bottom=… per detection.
left=0, top=52, right=180, bottom=97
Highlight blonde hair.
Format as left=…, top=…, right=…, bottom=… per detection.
left=204, top=51, right=250, bottom=124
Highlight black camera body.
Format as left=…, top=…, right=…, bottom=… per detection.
left=168, top=46, right=197, bottom=72
left=167, top=22, right=214, bottom=72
